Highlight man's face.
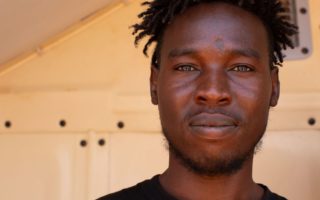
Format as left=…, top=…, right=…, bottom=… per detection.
left=150, top=3, right=279, bottom=176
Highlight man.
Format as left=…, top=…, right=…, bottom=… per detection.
left=99, top=0, right=297, bottom=199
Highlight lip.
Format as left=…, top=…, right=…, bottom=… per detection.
left=188, top=113, right=238, bottom=140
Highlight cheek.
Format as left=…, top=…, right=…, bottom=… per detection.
left=232, top=73, right=272, bottom=105
left=157, top=76, right=195, bottom=128
left=232, top=78, right=272, bottom=129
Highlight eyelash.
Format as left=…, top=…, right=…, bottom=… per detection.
left=175, top=64, right=254, bottom=72
left=175, top=65, right=198, bottom=71
left=231, top=65, right=254, bottom=72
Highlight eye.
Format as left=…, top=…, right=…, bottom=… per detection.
left=175, top=64, right=198, bottom=72
left=231, top=65, right=254, bottom=72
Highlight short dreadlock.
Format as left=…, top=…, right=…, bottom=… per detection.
left=132, top=0, right=297, bottom=68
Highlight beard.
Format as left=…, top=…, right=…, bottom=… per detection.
left=162, top=128, right=263, bottom=177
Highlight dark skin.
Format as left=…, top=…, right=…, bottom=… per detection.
left=150, top=3, right=279, bottom=200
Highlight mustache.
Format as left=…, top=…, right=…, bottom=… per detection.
left=184, top=107, right=242, bottom=123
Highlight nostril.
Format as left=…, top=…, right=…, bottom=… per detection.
left=195, top=94, right=208, bottom=104
left=195, top=91, right=231, bottom=106
left=197, top=96, right=207, bottom=102
left=219, top=97, right=230, bottom=103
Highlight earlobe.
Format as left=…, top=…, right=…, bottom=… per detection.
left=150, top=65, right=159, bottom=105
left=270, top=67, right=280, bottom=107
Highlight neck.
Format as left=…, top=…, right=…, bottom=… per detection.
left=159, top=153, right=263, bottom=200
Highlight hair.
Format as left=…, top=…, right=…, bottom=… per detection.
left=131, top=0, right=298, bottom=69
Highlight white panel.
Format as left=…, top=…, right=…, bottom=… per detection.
left=268, top=93, right=320, bottom=131
left=253, top=131, right=320, bottom=200
left=108, top=132, right=168, bottom=194
left=0, top=91, right=114, bottom=132
left=87, top=132, right=110, bottom=200
left=0, top=133, right=88, bottom=200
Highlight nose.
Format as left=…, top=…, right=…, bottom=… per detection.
left=194, top=71, right=232, bottom=106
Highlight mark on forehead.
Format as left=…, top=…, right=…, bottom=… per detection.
left=214, top=38, right=225, bottom=52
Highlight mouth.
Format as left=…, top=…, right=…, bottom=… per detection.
left=189, top=113, right=239, bottom=140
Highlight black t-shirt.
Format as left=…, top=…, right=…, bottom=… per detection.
left=98, top=175, right=287, bottom=200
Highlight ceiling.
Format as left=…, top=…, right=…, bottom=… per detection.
left=0, top=0, right=124, bottom=66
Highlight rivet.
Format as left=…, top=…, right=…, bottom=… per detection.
left=117, top=121, right=125, bottom=129
left=308, top=118, right=316, bottom=126
left=4, top=121, right=11, bottom=128
left=98, top=139, right=106, bottom=146
left=80, top=140, right=87, bottom=147
left=301, top=48, right=309, bottom=54
left=59, top=119, right=66, bottom=127
left=300, top=8, right=307, bottom=14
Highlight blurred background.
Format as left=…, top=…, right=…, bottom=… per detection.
left=0, top=0, right=319, bottom=199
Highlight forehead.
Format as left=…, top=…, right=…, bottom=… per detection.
left=160, top=2, right=269, bottom=60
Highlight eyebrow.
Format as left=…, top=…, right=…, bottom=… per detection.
left=168, top=48, right=197, bottom=58
left=168, top=47, right=261, bottom=60
left=229, top=48, right=261, bottom=59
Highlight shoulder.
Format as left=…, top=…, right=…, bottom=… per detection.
left=259, top=184, right=287, bottom=200
left=97, top=186, right=140, bottom=200
left=97, top=176, right=159, bottom=200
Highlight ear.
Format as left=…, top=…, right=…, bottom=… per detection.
left=270, top=67, right=280, bottom=107
left=150, top=65, right=159, bottom=105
